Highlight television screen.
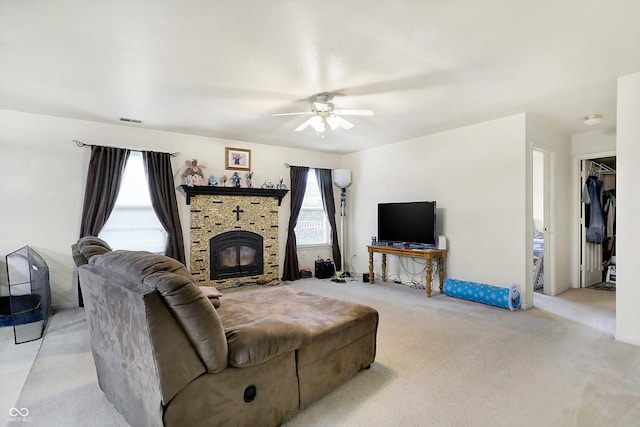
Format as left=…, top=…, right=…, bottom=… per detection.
left=377, top=201, right=436, bottom=245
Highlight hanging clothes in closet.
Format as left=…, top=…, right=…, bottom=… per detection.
left=583, top=175, right=605, bottom=244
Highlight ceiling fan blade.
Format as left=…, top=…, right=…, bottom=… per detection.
left=335, top=116, right=354, bottom=129
left=294, top=116, right=316, bottom=131
left=332, top=109, right=374, bottom=116
left=272, top=112, right=313, bottom=116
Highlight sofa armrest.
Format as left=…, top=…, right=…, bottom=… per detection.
left=76, top=236, right=113, bottom=262
left=226, top=318, right=311, bottom=368
left=71, top=243, right=88, bottom=267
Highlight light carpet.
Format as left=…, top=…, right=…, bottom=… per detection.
left=11, top=279, right=640, bottom=427
left=0, top=325, right=41, bottom=427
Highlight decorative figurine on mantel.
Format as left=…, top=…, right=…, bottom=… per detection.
left=245, top=171, right=254, bottom=188
left=231, top=172, right=242, bottom=188
left=221, top=175, right=228, bottom=187
left=208, top=175, right=218, bottom=186
left=276, top=175, right=287, bottom=190
left=182, top=159, right=206, bottom=187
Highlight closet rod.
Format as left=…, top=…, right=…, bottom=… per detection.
left=589, top=160, right=616, bottom=175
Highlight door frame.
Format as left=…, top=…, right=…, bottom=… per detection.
left=532, top=147, right=551, bottom=294
left=573, top=150, right=616, bottom=289
left=527, top=141, right=553, bottom=308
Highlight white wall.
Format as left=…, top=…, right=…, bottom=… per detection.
left=572, top=129, right=616, bottom=155
left=615, top=71, right=640, bottom=346
left=0, top=109, right=341, bottom=307
left=343, top=114, right=531, bottom=305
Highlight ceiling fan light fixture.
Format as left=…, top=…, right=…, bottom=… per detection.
left=274, top=93, right=373, bottom=136
left=314, top=101, right=333, bottom=112
left=584, top=114, right=602, bottom=126
left=309, top=116, right=325, bottom=133
left=294, top=117, right=314, bottom=131
left=326, top=115, right=340, bottom=130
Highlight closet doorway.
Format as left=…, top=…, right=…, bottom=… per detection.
left=532, top=148, right=550, bottom=295
left=580, top=156, right=616, bottom=290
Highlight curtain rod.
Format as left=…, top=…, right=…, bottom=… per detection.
left=284, top=162, right=335, bottom=170
left=74, top=139, right=180, bottom=157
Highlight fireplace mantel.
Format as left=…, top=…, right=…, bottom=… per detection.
left=180, top=185, right=289, bottom=205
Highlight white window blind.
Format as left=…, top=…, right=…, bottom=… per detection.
left=98, top=152, right=168, bottom=253
left=295, top=169, right=331, bottom=246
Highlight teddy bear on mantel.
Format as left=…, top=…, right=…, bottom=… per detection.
left=182, top=159, right=206, bottom=187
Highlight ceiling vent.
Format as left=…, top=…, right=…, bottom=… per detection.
left=120, top=117, right=142, bottom=124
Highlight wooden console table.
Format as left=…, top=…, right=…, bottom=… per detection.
left=367, top=245, right=447, bottom=297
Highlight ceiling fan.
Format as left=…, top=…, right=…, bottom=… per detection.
left=272, top=93, right=374, bottom=135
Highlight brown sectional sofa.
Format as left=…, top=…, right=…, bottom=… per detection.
left=73, top=237, right=378, bottom=427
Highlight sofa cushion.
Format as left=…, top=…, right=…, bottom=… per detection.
left=91, top=250, right=229, bottom=373
left=218, top=286, right=377, bottom=368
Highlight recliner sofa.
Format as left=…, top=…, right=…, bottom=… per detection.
left=73, top=237, right=378, bottom=427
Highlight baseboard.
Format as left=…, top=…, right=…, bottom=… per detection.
left=614, top=332, right=640, bottom=347
left=553, top=282, right=573, bottom=296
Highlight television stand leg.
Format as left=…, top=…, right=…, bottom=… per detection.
left=439, top=256, right=446, bottom=294
left=426, top=260, right=432, bottom=297
left=382, top=254, right=387, bottom=282
left=368, top=251, right=374, bottom=284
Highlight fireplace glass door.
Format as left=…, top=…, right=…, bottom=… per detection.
left=210, top=231, right=263, bottom=280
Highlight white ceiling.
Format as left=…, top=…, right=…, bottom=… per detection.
left=1, top=1, right=639, bottom=154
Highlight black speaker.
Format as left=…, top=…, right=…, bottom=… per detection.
left=363, top=273, right=370, bottom=282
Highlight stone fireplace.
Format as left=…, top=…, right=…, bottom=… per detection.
left=182, top=186, right=288, bottom=289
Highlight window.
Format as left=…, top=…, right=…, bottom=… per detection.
left=295, top=169, right=331, bottom=246
left=98, top=152, right=168, bottom=253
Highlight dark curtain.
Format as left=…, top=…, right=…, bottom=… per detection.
left=143, top=151, right=186, bottom=264
left=315, top=168, right=342, bottom=271
left=78, top=145, right=130, bottom=305
left=79, top=145, right=130, bottom=237
left=282, top=166, right=309, bottom=281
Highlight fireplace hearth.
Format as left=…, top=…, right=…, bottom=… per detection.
left=210, top=231, right=263, bottom=280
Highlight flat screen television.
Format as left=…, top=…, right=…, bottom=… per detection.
left=377, top=201, right=436, bottom=246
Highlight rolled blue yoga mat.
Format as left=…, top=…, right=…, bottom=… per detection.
left=443, top=279, right=521, bottom=311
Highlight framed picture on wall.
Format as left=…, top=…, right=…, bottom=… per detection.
left=225, top=147, right=251, bottom=171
